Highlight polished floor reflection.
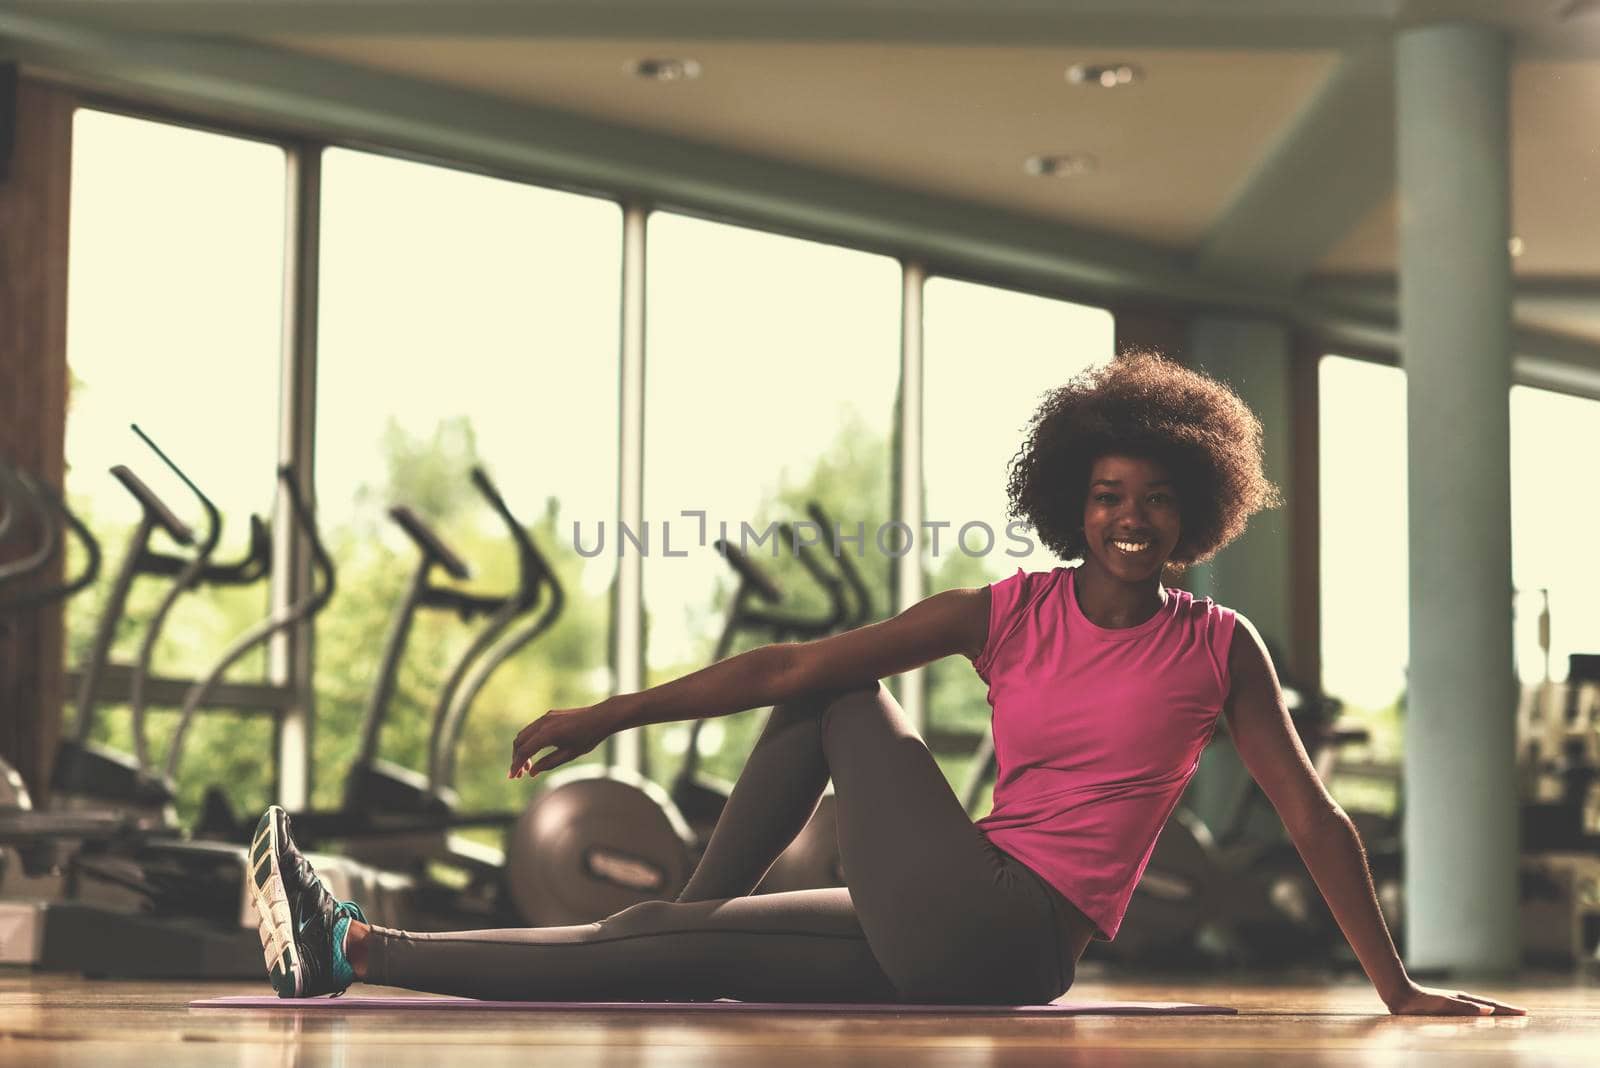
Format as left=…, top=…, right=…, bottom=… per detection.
left=0, top=970, right=1594, bottom=1066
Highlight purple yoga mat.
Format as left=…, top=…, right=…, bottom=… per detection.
left=192, top=995, right=1235, bottom=1015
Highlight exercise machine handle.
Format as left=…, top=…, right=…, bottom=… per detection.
left=787, top=525, right=849, bottom=634
left=806, top=501, right=873, bottom=628
left=388, top=505, right=471, bottom=580
left=712, top=540, right=784, bottom=605
left=675, top=537, right=792, bottom=788
left=109, top=466, right=194, bottom=547
left=0, top=473, right=102, bottom=611
left=469, top=464, right=547, bottom=602
left=738, top=524, right=845, bottom=639
left=0, top=465, right=61, bottom=588
left=132, top=513, right=272, bottom=585
left=0, top=462, right=19, bottom=547
left=389, top=503, right=528, bottom=619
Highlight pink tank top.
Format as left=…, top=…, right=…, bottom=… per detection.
left=971, top=565, right=1237, bottom=941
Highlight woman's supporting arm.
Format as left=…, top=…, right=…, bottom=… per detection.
left=510, top=584, right=990, bottom=779
left=1222, top=614, right=1524, bottom=1016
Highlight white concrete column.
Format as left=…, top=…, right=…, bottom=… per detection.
left=1396, top=22, right=1519, bottom=971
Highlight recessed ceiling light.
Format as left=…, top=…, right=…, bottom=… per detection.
left=1508, top=235, right=1525, bottom=257
left=629, top=58, right=702, bottom=82
left=1025, top=153, right=1097, bottom=178
left=1066, top=63, right=1141, bottom=88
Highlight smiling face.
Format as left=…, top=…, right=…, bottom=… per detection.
left=1081, top=454, right=1182, bottom=583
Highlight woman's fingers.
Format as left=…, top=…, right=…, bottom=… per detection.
left=1390, top=984, right=1528, bottom=1017
left=1455, top=992, right=1527, bottom=1016
left=508, top=743, right=541, bottom=779
left=1415, top=992, right=1526, bottom=1017
left=511, top=746, right=576, bottom=780
left=509, top=736, right=533, bottom=776
left=511, top=721, right=582, bottom=778
left=510, top=712, right=563, bottom=776
left=527, top=748, right=578, bottom=778
left=510, top=730, right=543, bottom=778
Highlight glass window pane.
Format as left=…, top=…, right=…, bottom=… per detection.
left=642, top=212, right=901, bottom=790
left=63, top=109, right=287, bottom=821
left=1510, top=385, right=1600, bottom=684
left=1318, top=355, right=1408, bottom=771
left=316, top=148, right=621, bottom=816
left=920, top=277, right=1114, bottom=801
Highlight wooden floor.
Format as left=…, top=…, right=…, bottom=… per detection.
left=1, top=968, right=1596, bottom=1066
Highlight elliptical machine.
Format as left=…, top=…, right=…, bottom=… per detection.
left=53, top=426, right=276, bottom=819
left=52, top=432, right=206, bottom=826
left=338, top=468, right=545, bottom=862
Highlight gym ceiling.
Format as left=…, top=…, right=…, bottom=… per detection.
left=2, top=0, right=1599, bottom=391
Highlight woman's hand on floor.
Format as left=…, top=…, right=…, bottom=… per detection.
left=509, top=700, right=627, bottom=780
left=1384, top=981, right=1526, bottom=1016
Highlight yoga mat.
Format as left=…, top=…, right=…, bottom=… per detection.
left=193, top=995, right=1235, bottom=1016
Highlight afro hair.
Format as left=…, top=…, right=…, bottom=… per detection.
left=1004, top=349, right=1281, bottom=571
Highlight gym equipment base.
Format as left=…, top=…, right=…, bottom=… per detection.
left=2, top=901, right=260, bottom=979
left=193, top=995, right=1236, bottom=1015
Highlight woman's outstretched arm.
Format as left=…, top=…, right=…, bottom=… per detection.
left=1222, top=614, right=1525, bottom=1017
left=508, top=585, right=990, bottom=779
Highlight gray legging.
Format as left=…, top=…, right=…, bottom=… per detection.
left=366, top=681, right=1083, bottom=1004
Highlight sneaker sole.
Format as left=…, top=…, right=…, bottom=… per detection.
left=249, top=806, right=302, bottom=998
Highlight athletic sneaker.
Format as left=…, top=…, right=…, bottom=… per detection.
left=249, top=805, right=366, bottom=998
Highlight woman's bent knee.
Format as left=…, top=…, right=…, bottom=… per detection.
left=818, top=680, right=888, bottom=742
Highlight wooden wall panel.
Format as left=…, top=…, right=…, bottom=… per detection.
left=0, top=74, right=74, bottom=799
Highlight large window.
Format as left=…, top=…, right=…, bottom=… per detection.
left=641, top=212, right=901, bottom=788
left=921, top=277, right=1114, bottom=800
left=1318, top=355, right=1410, bottom=719
left=1318, top=353, right=1409, bottom=820
left=63, top=109, right=287, bottom=820
left=315, top=148, right=621, bottom=815
left=1510, top=385, right=1600, bottom=684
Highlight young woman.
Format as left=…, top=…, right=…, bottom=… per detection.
left=251, top=352, right=1522, bottom=1015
